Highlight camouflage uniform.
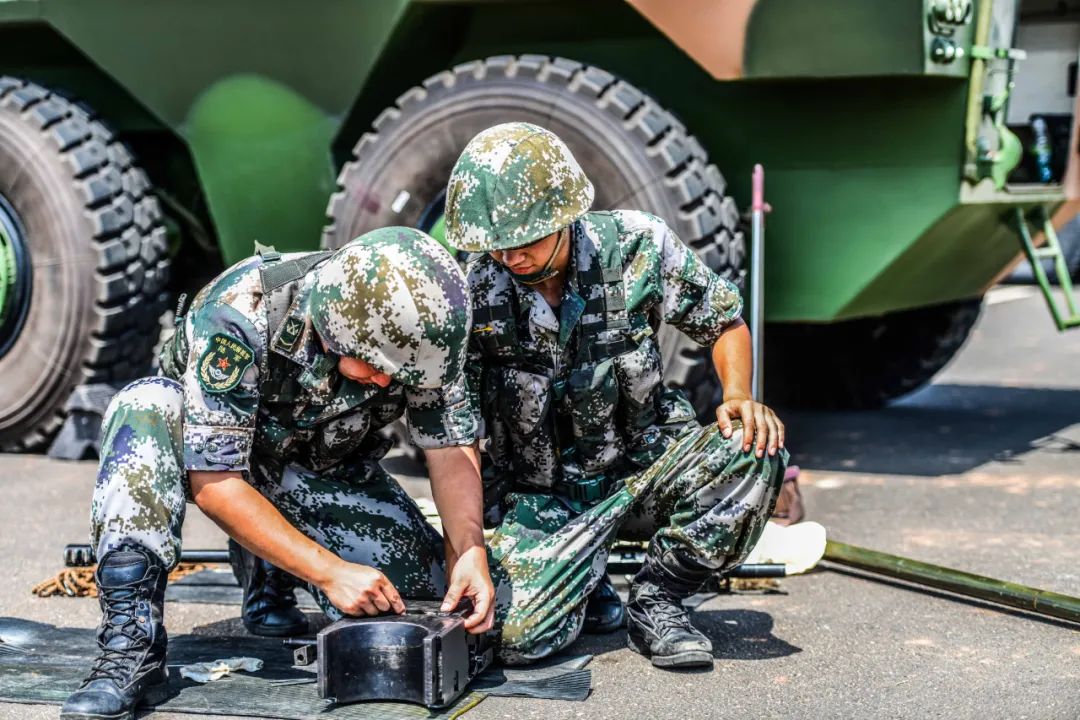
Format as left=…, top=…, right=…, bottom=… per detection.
left=91, top=228, right=475, bottom=612
left=445, top=123, right=788, bottom=663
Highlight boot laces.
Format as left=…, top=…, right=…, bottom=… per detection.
left=83, top=580, right=152, bottom=686
left=639, top=587, right=694, bottom=635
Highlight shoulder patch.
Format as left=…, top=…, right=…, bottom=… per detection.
left=197, top=333, right=255, bottom=394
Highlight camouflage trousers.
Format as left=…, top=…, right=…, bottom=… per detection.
left=92, top=377, right=785, bottom=664
left=92, top=377, right=447, bottom=603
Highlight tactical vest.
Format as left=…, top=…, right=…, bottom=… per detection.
left=473, top=212, right=696, bottom=505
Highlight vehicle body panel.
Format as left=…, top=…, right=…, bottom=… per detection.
left=0, top=0, right=1065, bottom=322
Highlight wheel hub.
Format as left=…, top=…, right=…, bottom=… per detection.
left=0, top=194, right=32, bottom=360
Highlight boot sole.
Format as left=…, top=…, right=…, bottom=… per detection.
left=627, top=630, right=715, bottom=669
left=60, top=680, right=170, bottom=720
left=650, top=650, right=714, bottom=668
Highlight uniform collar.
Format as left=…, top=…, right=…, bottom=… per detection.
left=507, top=220, right=594, bottom=348
left=558, top=221, right=593, bottom=347
left=264, top=276, right=394, bottom=414
left=520, top=285, right=559, bottom=333
left=269, top=282, right=318, bottom=363
left=267, top=281, right=343, bottom=403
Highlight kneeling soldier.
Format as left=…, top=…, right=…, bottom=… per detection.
left=61, top=228, right=495, bottom=720
left=435, top=122, right=789, bottom=668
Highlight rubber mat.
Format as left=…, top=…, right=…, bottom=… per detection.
left=472, top=655, right=592, bottom=701
left=0, top=617, right=591, bottom=717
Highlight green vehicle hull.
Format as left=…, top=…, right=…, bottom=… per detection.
left=0, top=0, right=1071, bottom=450
left=0, top=0, right=1059, bottom=322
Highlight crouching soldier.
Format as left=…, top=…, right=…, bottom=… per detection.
left=61, top=228, right=496, bottom=720
left=433, top=123, right=789, bottom=668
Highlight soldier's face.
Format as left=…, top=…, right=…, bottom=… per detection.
left=490, top=229, right=566, bottom=276
left=316, top=329, right=393, bottom=387
left=337, top=356, right=394, bottom=387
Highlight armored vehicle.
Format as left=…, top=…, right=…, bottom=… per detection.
left=0, top=0, right=1075, bottom=451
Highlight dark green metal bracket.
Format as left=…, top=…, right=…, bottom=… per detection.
left=970, top=45, right=1026, bottom=190
left=1012, top=206, right=1080, bottom=331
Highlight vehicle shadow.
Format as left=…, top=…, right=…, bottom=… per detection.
left=780, top=384, right=1080, bottom=476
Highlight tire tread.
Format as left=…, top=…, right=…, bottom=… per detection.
left=0, top=76, right=169, bottom=451
left=322, top=55, right=746, bottom=416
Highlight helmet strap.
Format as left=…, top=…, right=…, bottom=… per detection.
left=515, top=227, right=569, bottom=286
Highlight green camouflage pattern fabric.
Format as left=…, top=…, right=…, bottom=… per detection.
left=310, top=227, right=470, bottom=389
left=91, top=377, right=781, bottom=664
left=444, top=122, right=595, bottom=252
left=92, top=377, right=189, bottom=562
left=90, top=376, right=447, bottom=598
left=93, top=233, right=475, bottom=570
left=467, top=209, right=744, bottom=491
left=451, top=208, right=782, bottom=661
left=491, top=422, right=785, bottom=663
left=89, top=209, right=780, bottom=666
left=164, top=243, right=475, bottom=477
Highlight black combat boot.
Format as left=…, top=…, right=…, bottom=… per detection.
left=61, top=546, right=170, bottom=720
left=228, top=539, right=308, bottom=637
left=583, top=574, right=625, bottom=634
left=625, top=548, right=715, bottom=668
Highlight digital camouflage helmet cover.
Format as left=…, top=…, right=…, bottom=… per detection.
left=309, top=227, right=470, bottom=389
left=444, top=122, right=595, bottom=252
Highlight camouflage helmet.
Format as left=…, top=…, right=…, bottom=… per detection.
left=444, top=122, right=594, bottom=252
left=309, top=227, right=470, bottom=389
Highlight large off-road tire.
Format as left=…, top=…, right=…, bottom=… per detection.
left=323, top=55, right=745, bottom=416
left=763, top=298, right=983, bottom=410
left=0, top=78, right=169, bottom=451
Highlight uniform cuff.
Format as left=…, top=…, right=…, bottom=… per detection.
left=183, top=425, right=253, bottom=472
left=407, top=401, right=478, bottom=449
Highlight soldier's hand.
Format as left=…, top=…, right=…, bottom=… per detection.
left=715, top=396, right=785, bottom=458
left=322, top=562, right=406, bottom=617
left=441, top=545, right=496, bottom=634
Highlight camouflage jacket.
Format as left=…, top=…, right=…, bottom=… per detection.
left=464, top=210, right=742, bottom=500
left=160, top=252, right=475, bottom=476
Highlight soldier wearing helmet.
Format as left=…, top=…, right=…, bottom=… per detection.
left=434, top=122, right=789, bottom=668
left=62, top=227, right=495, bottom=720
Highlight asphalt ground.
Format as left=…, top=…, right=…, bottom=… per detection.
left=1, top=285, right=1078, bottom=719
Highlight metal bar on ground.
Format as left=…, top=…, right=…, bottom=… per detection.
left=65, top=543, right=783, bottom=579
left=824, top=540, right=1080, bottom=624
left=64, top=544, right=229, bottom=567
left=606, top=542, right=784, bottom=578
